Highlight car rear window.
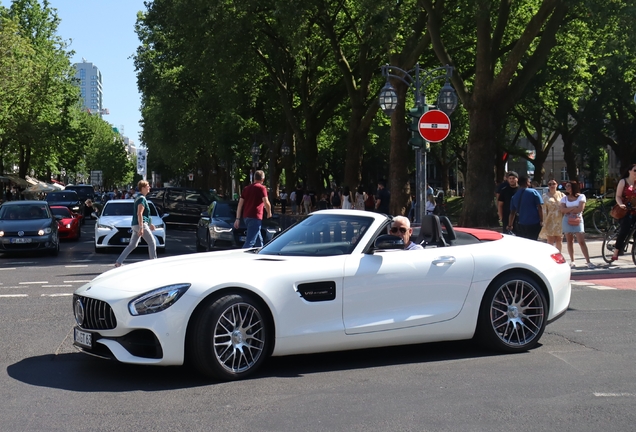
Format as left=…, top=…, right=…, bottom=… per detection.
left=46, top=192, right=79, bottom=201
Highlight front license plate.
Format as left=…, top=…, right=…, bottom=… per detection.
left=239, top=236, right=246, bottom=242
left=120, top=238, right=130, bottom=243
left=11, top=238, right=32, bottom=244
left=74, top=328, right=93, bottom=349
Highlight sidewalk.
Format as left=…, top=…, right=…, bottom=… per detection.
left=568, top=239, right=636, bottom=276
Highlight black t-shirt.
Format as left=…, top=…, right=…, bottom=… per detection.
left=498, top=185, right=518, bottom=222
left=376, top=188, right=390, bottom=214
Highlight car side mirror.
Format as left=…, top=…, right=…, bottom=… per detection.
left=200, top=211, right=209, bottom=218
left=161, top=213, right=170, bottom=219
left=54, top=215, right=63, bottom=221
left=91, top=212, right=98, bottom=219
left=372, top=234, right=404, bottom=252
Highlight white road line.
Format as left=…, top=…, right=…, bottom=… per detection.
left=591, top=285, right=617, bottom=290
left=63, top=280, right=92, bottom=283
left=0, top=268, right=17, bottom=271
left=43, top=285, right=73, bottom=288
left=0, top=294, right=28, bottom=298
left=594, top=392, right=635, bottom=397
left=71, top=260, right=92, bottom=262
left=64, top=265, right=88, bottom=268
left=41, top=293, right=73, bottom=297
left=19, top=281, right=48, bottom=285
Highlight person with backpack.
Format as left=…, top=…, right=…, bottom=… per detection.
left=330, top=188, right=342, bottom=209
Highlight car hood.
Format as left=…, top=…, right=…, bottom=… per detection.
left=76, top=249, right=292, bottom=297
left=0, top=219, right=52, bottom=230
left=98, top=215, right=163, bottom=227
left=46, top=200, right=80, bottom=207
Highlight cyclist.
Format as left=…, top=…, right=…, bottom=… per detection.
left=611, top=163, right=636, bottom=261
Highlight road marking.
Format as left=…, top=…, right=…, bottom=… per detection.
left=6, top=262, right=35, bottom=265
left=65, top=265, right=88, bottom=268
left=594, top=392, right=635, bottom=397
left=64, top=280, right=92, bottom=283
left=71, top=260, right=92, bottom=262
left=19, top=281, right=48, bottom=285
left=0, top=268, right=16, bottom=271
left=0, top=294, right=28, bottom=298
left=41, top=293, right=73, bottom=297
left=43, top=285, right=73, bottom=288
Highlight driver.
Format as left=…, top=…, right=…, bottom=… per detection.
left=389, top=216, right=423, bottom=250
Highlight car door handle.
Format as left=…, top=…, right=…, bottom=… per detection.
left=432, top=256, right=456, bottom=266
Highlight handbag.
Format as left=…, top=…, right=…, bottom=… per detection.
left=610, top=204, right=628, bottom=220
left=567, top=214, right=581, bottom=226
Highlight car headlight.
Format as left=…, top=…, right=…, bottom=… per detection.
left=154, top=223, right=164, bottom=229
left=266, top=228, right=279, bottom=234
left=97, top=224, right=114, bottom=230
left=72, top=206, right=80, bottom=211
left=38, top=228, right=52, bottom=236
left=66, top=223, right=72, bottom=229
left=0, top=231, right=4, bottom=237
left=128, top=283, right=191, bottom=316
left=213, top=226, right=232, bottom=233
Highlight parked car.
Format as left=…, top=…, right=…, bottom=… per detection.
left=147, top=187, right=220, bottom=227
left=45, top=190, right=85, bottom=224
left=94, top=199, right=167, bottom=252
left=71, top=210, right=571, bottom=381
left=63, top=184, right=97, bottom=218
left=195, top=200, right=281, bottom=251
left=0, top=201, right=59, bottom=255
left=50, top=205, right=81, bottom=241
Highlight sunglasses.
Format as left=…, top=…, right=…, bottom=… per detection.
left=548, top=183, right=557, bottom=186
left=390, top=227, right=408, bottom=234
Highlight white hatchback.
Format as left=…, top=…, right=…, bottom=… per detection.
left=94, top=199, right=167, bottom=252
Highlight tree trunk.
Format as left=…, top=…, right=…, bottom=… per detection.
left=460, top=107, right=499, bottom=227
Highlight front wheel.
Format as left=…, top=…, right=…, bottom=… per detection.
left=187, top=294, right=271, bottom=381
left=592, top=209, right=609, bottom=234
left=477, top=273, right=547, bottom=353
left=601, top=225, right=620, bottom=263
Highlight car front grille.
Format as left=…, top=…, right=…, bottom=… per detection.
left=74, top=294, right=117, bottom=330
left=109, top=227, right=149, bottom=246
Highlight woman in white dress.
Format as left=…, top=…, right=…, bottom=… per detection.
left=354, top=186, right=366, bottom=211
left=560, top=181, right=594, bottom=269
left=341, top=186, right=353, bottom=209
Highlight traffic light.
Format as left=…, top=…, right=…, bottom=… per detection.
left=407, top=106, right=426, bottom=148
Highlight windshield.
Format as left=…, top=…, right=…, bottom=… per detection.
left=65, top=186, right=94, bottom=198
left=50, top=207, right=72, bottom=218
left=102, top=201, right=159, bottom=217
left=46, top=192, right=78, bottom=202
left=0, top=204, right=51, bottom=220
left=259, top=213, right=374, bottom=256
left=212, top=202, right=237, bottom=218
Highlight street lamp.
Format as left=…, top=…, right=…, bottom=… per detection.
left=251, top=141, right=260, bottom=168
left=379, top=63, right=457, bottom=225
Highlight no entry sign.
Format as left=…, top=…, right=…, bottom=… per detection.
left=418, top=109, right=451, bottom=142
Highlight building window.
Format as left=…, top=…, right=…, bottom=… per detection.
left=561, top=167, right=569, bottom=182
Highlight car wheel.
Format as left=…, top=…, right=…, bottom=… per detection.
left=187, top=293, right=271, bottom=381
left=196, top=232, right=206, bottom=252
left=477, top=272, right=547, bottom=353
left=50, top=240, right=59, bottom=256
left=205, top=232, right=212, bottom=251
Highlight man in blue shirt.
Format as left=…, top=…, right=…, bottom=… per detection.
left=508, top=175, right=544, bottom=240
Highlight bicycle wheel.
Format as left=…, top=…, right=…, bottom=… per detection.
left=601, top=225, right=620, bottom=263
left=631, top=231, right=636, bottom=266
left=592, top=209, right=609, bottom=234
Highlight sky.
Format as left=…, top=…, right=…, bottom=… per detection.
left=2, top=0, right=147, bottom=144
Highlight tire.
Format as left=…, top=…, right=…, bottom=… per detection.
left=601, top=225, right=620, bottom=263
left=187, top=293, right=271, bottom=381
left=592, top=209, right=609, bottom=234
left=631, top=233, right=636, bottom=266
left=205, top=232, right=212, bottom=251
left=477, top=272, right=547, bottom=353
left=50, top=240, right=59, bottom=256
left=195, top=232, right=206, bottom=252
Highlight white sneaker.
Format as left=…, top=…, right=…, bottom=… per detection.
left=587, top=262, right=596, bottom=269
left=569, top=262, right=576, bottom=268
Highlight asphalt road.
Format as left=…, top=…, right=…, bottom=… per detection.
left=1, top=221, right=636, bottom=432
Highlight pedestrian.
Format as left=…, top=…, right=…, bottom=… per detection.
left=364, top=188, right=375, bottom=211
left=280, top=190, right=288, bottom=215
left=234, top=170, right=272, bottom=248
left=610, top=163, right=636, bottom=261
left=539, top=179, right=565, bottom=252
left=84, top=199, right=102, bottom=218
left=302, top=191, right=312, bottom=214
left=114, top=180, right=157, bottom=267
left=330, top=187, right=342, bottom=209
left=290, top=190, right=297, bottom=215
left=560, top=181, right=594, bottom=269
left=375, top=180, right=390, bottom=214
left=508, top=175, right=544, bottom=241
left=317, top=193, right=329, bottom=210
left=498, top=171, right=519, bottom=233
left=295, top=185, right=304, bottom=214
left=425, top=194, right=436, bottom=215
left=354, top=186, right=366, bottom=211
left=341, top=186, right=353, bottom=209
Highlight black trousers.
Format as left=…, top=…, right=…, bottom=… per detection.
left=615, top=214, right=635, bottom=253
left=518, top=223, right=542, bottom=241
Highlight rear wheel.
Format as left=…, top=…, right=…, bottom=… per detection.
left=601, top=225, right=620, bottom=263
left=592, top=209, right=609, bottom=234
left=187, top=293, right=271, bottom=381
left=477, top=272, right=546, bottom=353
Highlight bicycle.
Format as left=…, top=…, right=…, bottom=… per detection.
left=601, top=216, right=636, bottom=264
left=592, top=192, right=616, bottom=234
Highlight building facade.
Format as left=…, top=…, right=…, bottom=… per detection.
left=73, top=59, right=103, bottom=114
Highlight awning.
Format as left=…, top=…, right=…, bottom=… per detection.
left=26, top=182, right=62, bottom=193
left=3, top=175, right=29, bottom=188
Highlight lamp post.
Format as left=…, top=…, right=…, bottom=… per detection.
left=379, top=63, right=457, bottom=225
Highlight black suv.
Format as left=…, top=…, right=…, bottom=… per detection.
left=64, top=184, right=96, bottom=217
left=147, top=187, right=219, bottom=226
left=44, top=190, right=85, bottom=224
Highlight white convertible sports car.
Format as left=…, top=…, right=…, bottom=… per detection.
left=73, top=210, right=571, bottom=381
left=94, top=199, right=167, bottom=252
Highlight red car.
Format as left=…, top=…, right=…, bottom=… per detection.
left=50, top=205, right=81, bottom=240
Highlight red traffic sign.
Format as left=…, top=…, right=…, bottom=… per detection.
left=418, top=109, right=451, bottom=142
